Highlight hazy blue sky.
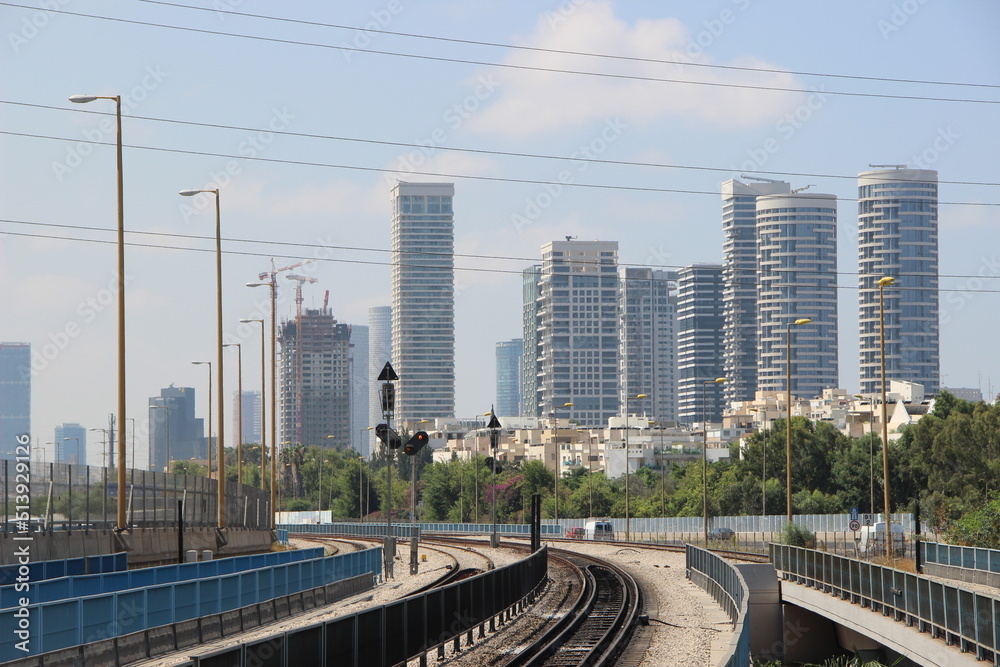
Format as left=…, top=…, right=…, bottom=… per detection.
left=2, top=1, right=998, bottom=467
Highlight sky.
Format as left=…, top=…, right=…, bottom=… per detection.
left=1, top=1, right=998, bottom=469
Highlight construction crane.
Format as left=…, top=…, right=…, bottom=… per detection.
left=258, top=258, right=314, bottom=284
left=285, top=273, right=318, bottom=447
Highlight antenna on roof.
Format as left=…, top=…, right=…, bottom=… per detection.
left=740, top=175, right=785, bottom=183
left=565, top=235, right=577, bottom=242
left=868, top=164, right=907, bottom=169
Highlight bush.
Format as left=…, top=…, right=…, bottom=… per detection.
left=781, top=522, right=816, bottom=548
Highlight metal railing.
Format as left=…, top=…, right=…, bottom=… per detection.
left=771, top=543, right=1000, bottom=663
left=685, top=545, right=750, bottom=667
left=0, top=460, right=271, bottom=531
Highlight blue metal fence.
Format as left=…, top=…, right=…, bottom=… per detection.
left=280, top=522, right=561, bottom=537
left=0, top=548, right=325, bottom=610
left=0, top=547, right=381, bottom=661
left=0, top=552, right=126, bottom=586
left=924, top=542, right=1000, bottom=573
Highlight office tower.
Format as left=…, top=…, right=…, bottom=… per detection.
left=756, top=191, right=839, bottom=399
left=367, top=306, right=392, bottom=457
left=279, top=308, right=352, bottom=447
left=676, top=265, right=725, bottom=424
left=495, top=339, right=524, bottom=417
left=0, top=343, right=30, bottom=459
left=858, top=168, right=939, bottom=394
left=232, top=390, right=261, bottom=445
left=620, top=267, right=677, bottom=422
left=350, top=324, right=369, bottom=454
left=530, top=240, right=620, bottom=427
left=149, top=385, right=204, bottom=472
left=522, top=265, right=542, bottom=418
left=721, top=178, right=792, bottom=404
left=390, top=181, right=455, bottom=422
left=54, top=423, right=86, bottom=465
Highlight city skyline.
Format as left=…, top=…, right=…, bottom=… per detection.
left=2, top=3, right=996, bottom=462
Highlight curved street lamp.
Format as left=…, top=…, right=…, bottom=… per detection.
left=785, top=318, right=811, bottom=524
left=702, top=378, right=726, bottom=543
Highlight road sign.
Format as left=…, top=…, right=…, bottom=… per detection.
left=850, top=507, right=859, bottom=521
left=862, top=513, right=874, bottom=526
left=849, top=519, right=861, bottom=532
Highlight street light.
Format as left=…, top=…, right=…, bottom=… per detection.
left=150, top=406, right=170, bottom=472
left=181, top=188, right=225, bottom=529
left=785, top=318, right=811, bottom=525
left=854, top=394, right=876, bottom=515
left=246, top=281, right=278, bottom=529
left=70, top=93, right=127, bottom=532
left=240, top=318, right=267, bottom=490
left=191, top=361, right=212, bottom=478
left=224, top=342, right=243, bottom=486
left=702, top=378, right=725, bottom=543
left=62, top=437, right=80, bottom=466
left=878, top=276, right=895, bottom=557
left=623, top=393, right=647, bottom=540
left=551, top=402, right=573, bottom=524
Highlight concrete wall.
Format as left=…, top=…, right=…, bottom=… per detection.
left=0, top=528, right=274, bottom=566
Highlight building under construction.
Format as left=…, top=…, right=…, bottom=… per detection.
left=278, top=305, right=352, bottom=449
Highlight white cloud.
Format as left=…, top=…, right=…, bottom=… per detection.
left=468, top=1, right=804, bottom=137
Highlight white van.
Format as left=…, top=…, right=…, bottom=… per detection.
left=857, top=521, right=905, bottom=556
left=584, top=520, right=614, bottom=541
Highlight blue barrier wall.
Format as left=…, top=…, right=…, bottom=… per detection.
left=0, top=547, right=381, bottom=660
left=924, top=541, right=1000, bottom=573
left=0, top=547, right=325, bottom=610
left=0, top=553, right=127, bottom=586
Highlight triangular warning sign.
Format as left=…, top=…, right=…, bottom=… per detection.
left=377, top=362, right=398, bottom=381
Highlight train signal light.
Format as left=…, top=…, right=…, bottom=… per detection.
left=484, top=456, right=502, bottom=474
left=375, top=423, right=402, bottom=449
left=380, top=382, right=395, bottom=414
left=403, top=431, right=428, bottom=456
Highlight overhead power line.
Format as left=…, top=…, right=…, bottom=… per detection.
left=140, top=0, right=1000, bottom=91
left=4, top=129, right=997, bottom=207
left=0, top=3, right=997, bottom=106
left=6, top=100, right=998, bottom=189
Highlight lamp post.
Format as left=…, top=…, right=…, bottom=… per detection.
left=150, top=406, right=170, bottom=472
left=225, top=343, right=243, bottom=485
left=551, top=402, right=572, bottom=524
left=62, top=437, right=80, bottom=466
left=878, top=276, right=895, bottom=557
left=785, top=318, right=811, bottom=525
left=702, top=379, right=726, bottom=544
left=181, top=188, right=225, bottom=529
left=191, top=361, right=212, bottom=478
left=623, top=393, right=647, bottom=541
left=70, top=93, right=127, bottom=532
left=246, top=281, right=278, bottom=529
left=240, top=318, right=267, bottom=490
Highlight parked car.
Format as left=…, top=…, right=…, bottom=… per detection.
left=707, top=527, right=736, bottom=541
left=566, top=527, right=585, bottom=539
left=584, top=520, right=615, bottom=540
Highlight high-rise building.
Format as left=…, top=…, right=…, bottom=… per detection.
left=529, top=240, right=620, bottom=427
left=858, top=168, right=940, bottom=394
left=620, top=267, right=677, bottom=422
left=521, top=265, right=542, bottom=419
left=390, top=181, right=455, bottom=422
left=495, top=339, right=524, bottom=417
left=676, top=265, right=725, bottom=424
left=756, top=191, right=839, bottom=399
left=279, top=308, right=352, bottom=448
left=54, top=423, right=86, bottom=465
left=367, top=306, right=392, bottom=458
left=149, top=385, right=204, bottom=472
left=349, top=324, right=369, bottom=454
left=232, top=390, right=261, bottom=445
left=721, top=178, right=792, bottom=404
left=0, top=343, right=30, bottom=460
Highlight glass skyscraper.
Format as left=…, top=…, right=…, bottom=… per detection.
left=54, top=423, right=86, bottom=465
left=676, top=265, right=725, bottom=424
left=0, top=343, right=30, bottom=460
left=367, top=306, right=391, bottom=457
left=858, top=168, right=939, bottom=395
left=390, top=182, right=455, bottom=422
left=721, top=178, right=791, bottom=404
left=495, top=339, right=523, bottom=417
left=756, top=192, right=839, bottom=399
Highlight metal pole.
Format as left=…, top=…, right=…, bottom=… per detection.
left=113, top=96, right=126, bottom=533
left=270, top=282, right=277, bottom=530
left=880, top=279, right=893, bottom=558
left=786, top=323, right=792, bottom=524
left=211, top=192, right=225, bottom=529
left=702, top=382, right=708, bottom=544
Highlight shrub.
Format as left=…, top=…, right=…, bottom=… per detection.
left=781, top=522, right=816, bottom=548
